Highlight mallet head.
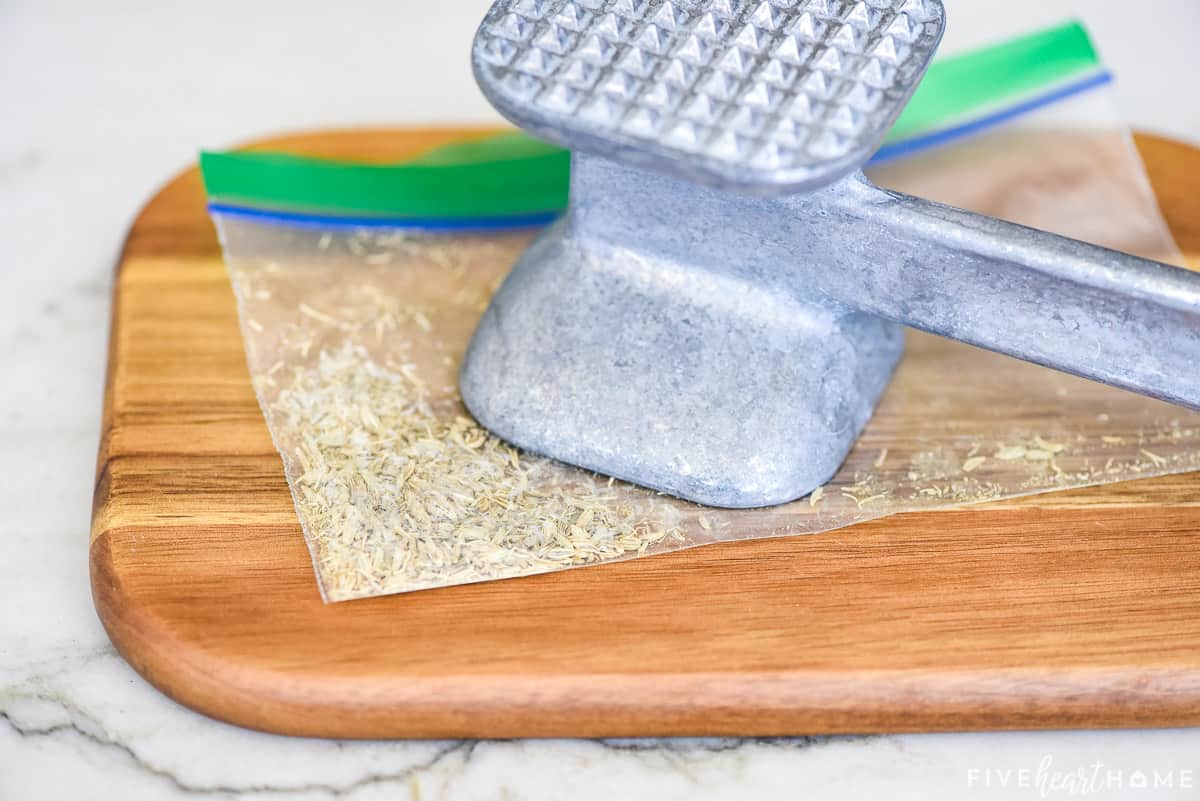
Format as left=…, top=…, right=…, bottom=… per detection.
left=472, top=0, right=945, bottom=194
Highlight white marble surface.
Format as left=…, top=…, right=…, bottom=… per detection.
left=3, top=1, right=1200, bottom=797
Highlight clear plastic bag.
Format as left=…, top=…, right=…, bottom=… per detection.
left=209, top=25, right=1200, bottom=602
left=214, top=182, right=1199, bottom=604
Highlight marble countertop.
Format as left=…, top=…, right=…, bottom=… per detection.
left=3, top=1, right=1199, bottom=797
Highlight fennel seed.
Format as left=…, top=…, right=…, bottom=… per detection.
left=272, top=342, right=684, bottom=600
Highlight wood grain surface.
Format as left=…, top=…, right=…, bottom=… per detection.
left=92, top=129, right=1200, bottom=739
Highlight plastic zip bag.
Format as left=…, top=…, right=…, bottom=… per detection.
left=204, top=22, right=1200, bottom=602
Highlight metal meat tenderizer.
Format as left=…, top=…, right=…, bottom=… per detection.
left=462, top=0, right=1200, bottom=508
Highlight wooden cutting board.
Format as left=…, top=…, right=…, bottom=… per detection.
left=91, top=129, right=1200, bottom=739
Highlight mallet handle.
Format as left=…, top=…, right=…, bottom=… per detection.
left=842, top=176, right=1200, bottom=410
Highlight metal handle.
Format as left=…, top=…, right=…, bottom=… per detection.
left=832, top=177, right=1200, bottom=410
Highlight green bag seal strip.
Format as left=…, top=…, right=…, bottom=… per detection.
left=201, top=20, right=1104, bottom=222
left=202, top=134, right=570, bottom=220
left=886, top=19, right=1102, bottom=141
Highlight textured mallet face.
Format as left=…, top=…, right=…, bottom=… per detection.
left=473, top=0, right=944, bottom=193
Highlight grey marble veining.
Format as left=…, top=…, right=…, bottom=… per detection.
left=3, top=1, right=1200, bottom=797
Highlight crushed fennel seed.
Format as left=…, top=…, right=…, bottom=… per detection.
left=273, top=341, right=684, bottom=600
left=1032, top=436, right=1066, bottom=454
left=1141, top=448, right=1167, bottom=467
left=961, top=456, right=986, bottom=473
